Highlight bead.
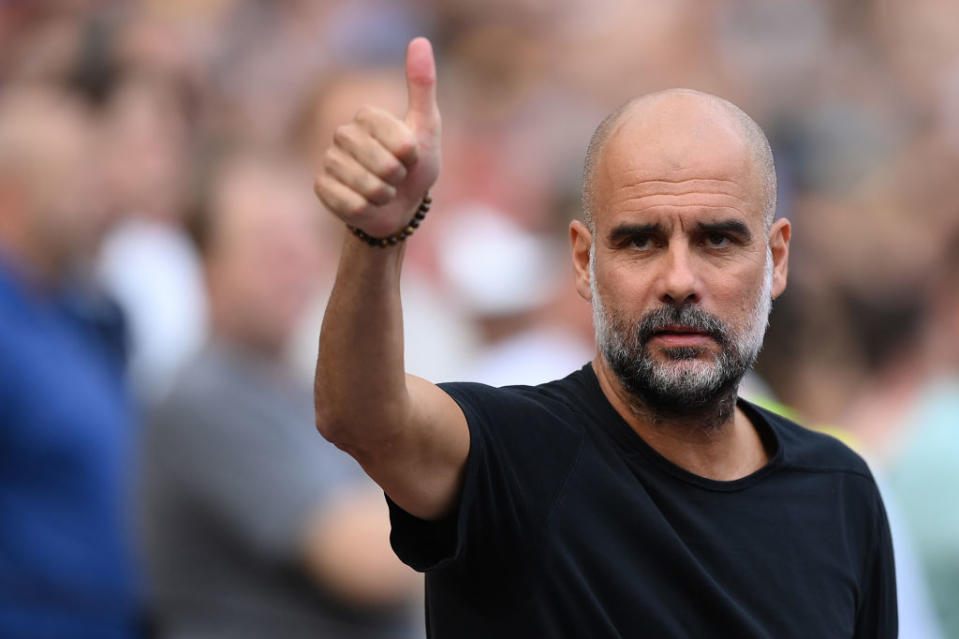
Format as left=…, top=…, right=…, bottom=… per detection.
left=345, top=192, right=431, bottom=248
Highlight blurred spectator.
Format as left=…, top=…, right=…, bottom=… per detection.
left=96, top=71, right=208, bottom=403
left=141, top=153, right=419, bottom=638
left=0, top=87, right=140, bottom=637
left=438, top=204, right=593, bottom=386
left=883, top=234, right=959, bottom=636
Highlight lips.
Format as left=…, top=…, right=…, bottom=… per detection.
left=637, top=306, right=729, bottom=352
left=650, top=324, right=715, bottom=347
left=655, top=324, right=704, bottom=334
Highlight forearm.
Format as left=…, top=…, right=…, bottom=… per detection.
left=304, top=487, right=420, bottom=606
left=315, top=235, right=410, bottom=455
left=311, top=38, right=468, bottom=520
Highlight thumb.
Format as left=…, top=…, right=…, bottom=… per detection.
left=404, top=37, right=439, bottom=135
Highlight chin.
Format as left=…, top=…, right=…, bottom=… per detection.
left=662, top=346, right=711, bottom=360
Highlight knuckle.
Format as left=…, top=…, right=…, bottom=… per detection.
left=342, top=196, right=363, bottom=217
left=381, top=159, right=407, bottom=184
left=368, top=181, right=395, bottom=205
left=322, top=148, right=340, bottom=172
left=358, top=104, right=395, bottom=127
left=314, top=178, right=337, bottom=212
left=347, top=198, right=372, bottom=218
left=354, top=104, right=374, bottom=121
left=394, top=139, right=418, bottom=165
left=333, top=124, right=354, bottom=146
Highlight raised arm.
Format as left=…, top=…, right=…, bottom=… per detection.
left=313, top=38, right=469, bottom=522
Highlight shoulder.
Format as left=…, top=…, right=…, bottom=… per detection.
left=439, top=365, right=595, bottom=438
left=387, top=369, right=595, bottom=571
left=436, top=368, right=594, bottom=489
left=745, top=401, right=875, bottom=482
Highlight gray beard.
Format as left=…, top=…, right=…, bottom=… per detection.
left=590, top=246, right=773, bottom=426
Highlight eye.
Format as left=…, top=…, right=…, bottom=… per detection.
left=704, top=232, right=731, bottom=249
left=627, top=233, right=664, bottom=251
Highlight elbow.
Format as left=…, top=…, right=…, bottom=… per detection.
left=314, top=401, right=348, bottom=447
left=314, top=395, right=408, bottom=460
left=313, top=373, right=349, bottom=444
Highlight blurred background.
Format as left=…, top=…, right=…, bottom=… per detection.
left=0, top=0, right=956, bottom=637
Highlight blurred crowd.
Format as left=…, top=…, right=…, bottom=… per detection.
left=0, top=0, right=956, bottom=637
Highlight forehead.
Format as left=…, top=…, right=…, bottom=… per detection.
left=592, top=100, right=763, bottom=228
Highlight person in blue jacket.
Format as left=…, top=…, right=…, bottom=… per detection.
left=0, top=86, right=140, bottom=637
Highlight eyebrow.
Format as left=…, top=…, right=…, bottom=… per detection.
left=696, top=220, right=752, bottom=241
left=608, top=223, right=664, bottom=244
left=607, top=220, right=752, bottom=244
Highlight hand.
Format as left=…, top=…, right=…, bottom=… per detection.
left=314, top=37, right=441, bottom=238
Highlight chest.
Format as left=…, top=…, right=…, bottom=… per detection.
left=0, top=312, right=132, bottom=491
left=531, top=453, right=863, bottom=638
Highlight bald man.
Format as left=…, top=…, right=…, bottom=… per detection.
left=313, top=39, right=896, bottom=637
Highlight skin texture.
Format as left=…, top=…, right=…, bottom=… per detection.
left=313, top=40, right=791, bottom=524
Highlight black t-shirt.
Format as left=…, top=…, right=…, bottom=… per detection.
left=387, top=364, right=897, bottom=638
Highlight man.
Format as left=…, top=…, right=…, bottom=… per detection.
left=0, top=88, right=139, bottom=636
left=142, top=154, right=418, bottom=638
left=313, top=38, right=897, bottom=637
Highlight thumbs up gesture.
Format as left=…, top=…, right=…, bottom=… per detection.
left=314, top=38, right=441, bottom=239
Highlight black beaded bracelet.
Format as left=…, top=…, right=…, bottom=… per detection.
left=347, top=193, right=432, bottom=247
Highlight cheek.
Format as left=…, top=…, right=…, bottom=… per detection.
left=596, top=261, right=655, bottom=312
left=711, top=265, right=768, bottom=326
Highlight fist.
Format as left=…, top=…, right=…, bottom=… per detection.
left=314, top=37, right=441, bottom=239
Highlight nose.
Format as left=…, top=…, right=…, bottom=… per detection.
left=658, top=244, right=700, bottom=306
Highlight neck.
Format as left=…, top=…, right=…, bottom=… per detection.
left=629, top=383, right=738, bottom=432
left=0, top=226, right=62, bottom=291
left=592, top=356, right=769, bottom=481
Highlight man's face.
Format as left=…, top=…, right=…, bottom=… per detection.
left=590, top=243, right=772, bottom=416
left=571, top=97, right=789, bottom=417
left=207, top=166, right=323, bottom=353
left=12, top=95, right=112, bottom=273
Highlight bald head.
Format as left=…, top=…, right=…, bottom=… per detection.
left=582, top=89, right=776, bottom=232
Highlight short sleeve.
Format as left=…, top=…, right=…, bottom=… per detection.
left=387, top=382, right=584, bottom=573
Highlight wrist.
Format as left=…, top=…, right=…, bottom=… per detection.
left=347, top=193, right=431, bottom=247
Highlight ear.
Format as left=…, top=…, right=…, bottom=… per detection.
left=768, top=218, right=790, bottom=299
left=570, top=219, right=593, bottom=302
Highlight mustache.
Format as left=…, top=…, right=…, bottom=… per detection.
left=637, top=304, right=730, bottom=348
